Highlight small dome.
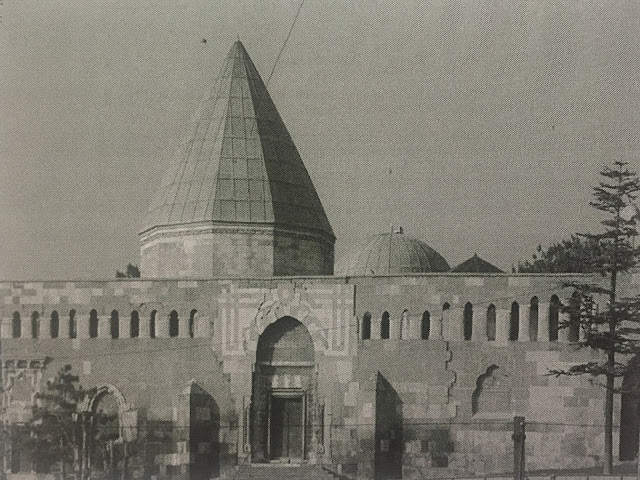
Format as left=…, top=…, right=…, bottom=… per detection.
left=337, top=232, right=449, bottom=275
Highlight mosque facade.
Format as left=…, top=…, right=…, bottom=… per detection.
left=2, top=41, right=640, bottom=480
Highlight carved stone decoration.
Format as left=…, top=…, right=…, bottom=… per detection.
left=3, top=359, right=47, bottom=424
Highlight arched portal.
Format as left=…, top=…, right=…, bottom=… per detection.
left=251, top=316, right=315, bottom=463
left=89, top=388, right=124, bottom=478
left=620, top=356, right=640, bottom=460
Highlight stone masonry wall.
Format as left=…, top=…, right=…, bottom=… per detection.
left=1, top=273, right=639, bottom=478
left=139, top=224, right=334, bottom=278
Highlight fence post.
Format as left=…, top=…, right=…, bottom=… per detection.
left=513, top=416, right=526, bottom=480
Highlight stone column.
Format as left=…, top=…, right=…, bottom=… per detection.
left=98, top=314, right=110, bottom=338
left=389, top=314, right=399, bottom=340
left=156, top=310, right=169, bottom=338
left=472, top=308, right=484, bottom=341
left=496, top=308, right=510, bottom=344
left=440, top=309, right=450, bottom=340
left=538, top=303, right=549, bottom=342
left=119, top=312, right=130, bottom=339
left=446, top=307, right=464, bottom=340
left=371, top=315, right=380, bottom=340
left=1, top=317, right=10, bottom=339
left=41, top=315, right=52, bottom=339
left=429, top=314, right=440, bottom=340
left=179, top=312, right=190, bottom=338
left=558, top=312, right=570, bottom=342
left=194, top=312, right=204, bottom=337
left=518, top=304, right=530, bottom=342
left=59, top=313, right=70, bottom=339
left=77, top=313, right=90, bottom=339
left=139, top=311, right=150, bottom=338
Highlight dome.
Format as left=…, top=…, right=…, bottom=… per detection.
left=337, top=231, right=449, bottom=275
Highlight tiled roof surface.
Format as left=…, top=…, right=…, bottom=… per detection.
left=337, top=232, right=450, bottom=275
left=143, top=41, right=333, bottom=237
left=451, top=253, right=504, bottom=273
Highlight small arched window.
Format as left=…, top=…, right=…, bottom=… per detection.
left=421, top=311, right=430, bottom=340
left=12, top=312, right=21, bottom=338
left=150, top=310, right=157, bottom=339
left=381, top=311, right=390, bottom=340
left=486, top=304, right=496, bottom=341
left=110, top=310, right=119, bottom=339
left=189, top=309, right=197, bottom=338
left=169, top=310, right=179, bottom=337
left=31, top=312, right=40, bottom=339
left=130, top=311, right=139, bottom=338
left=464, top=302, right=473, bottom=340
left=50, top=311, right=59, bottom=339
left=509, top=302, right=519, bottom=341
left=549, top=295, right=560, bottom=341
left=569, top=292, right=580, bottom=342
left=89, top=309, right=99, bottom=338
left=362, top=312, right=372, bottom=340
left=529, top=297, right=539, bottom=341
left=69, top=309, right=77, bottom=339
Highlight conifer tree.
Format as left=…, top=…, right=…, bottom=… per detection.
left=550, top=161, right=640, bottom=473
left=19, top=364, right=93, bottom=479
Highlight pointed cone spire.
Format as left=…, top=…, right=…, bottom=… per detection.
left=143, top=41, right=334, bottom=238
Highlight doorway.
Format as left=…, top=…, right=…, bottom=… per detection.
left=269, top=394, right=304, bottom=461
left=251, top=316, right=315, bottom=463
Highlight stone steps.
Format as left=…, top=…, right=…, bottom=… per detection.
left=233, top=464, right=338, bottom=480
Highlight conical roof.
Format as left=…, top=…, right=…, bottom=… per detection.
left=142, top=41, right=333, bottom=238
left=336, top=232, right=450, bottom=275
left=451, top=253, right=504, bottom=273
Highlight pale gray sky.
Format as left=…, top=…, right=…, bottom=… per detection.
left=1, top=1, right=640, bottom=279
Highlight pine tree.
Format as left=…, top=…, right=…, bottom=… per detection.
left=18, top=364, right=93, bottom=479
left=550, top=161, right=640, bottom=473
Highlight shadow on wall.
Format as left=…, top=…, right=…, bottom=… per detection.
left=620, top=354, right=640, bottom=461
left=472, top=365, right=512, bottom=416
left=375, top=372, right=403, bottom=480
left=190, top=383, right=221, bottom=480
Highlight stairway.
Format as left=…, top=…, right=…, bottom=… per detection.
left=233, top=463, right=339, bottom=480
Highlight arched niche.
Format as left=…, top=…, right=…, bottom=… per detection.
left=87, top=385, right=128, bottom=477
left=251, top=316, right=317, bottom=463
left=187, top=382, right=220, bottom=479
left=256, top=316, right=315, bottom=366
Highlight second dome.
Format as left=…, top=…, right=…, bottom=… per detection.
left=338, top=230, right=450, bottom=275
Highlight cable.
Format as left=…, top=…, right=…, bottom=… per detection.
left=265, top=0, right=305, bottom=88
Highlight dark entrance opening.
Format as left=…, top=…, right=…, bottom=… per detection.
left=270, top=395, right=304, bottom=461
left=189, top=383, right=220, bottom=480
left=620, top=355, right=640, bottom=460
left=375, top=372, right=402, bottom=480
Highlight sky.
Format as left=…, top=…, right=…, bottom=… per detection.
left=1, top=1, right=640, bottom=279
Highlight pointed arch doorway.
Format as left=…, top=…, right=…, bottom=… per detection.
left=251, top=316, right=316, bottom=463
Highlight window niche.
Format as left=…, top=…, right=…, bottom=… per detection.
left=471, top=365, right=512, bottom=417
left=421, top=311, right=430, bottom=340
left=381, top=312, right=390, bottom=340
left=362, top=312, right=372, bottom=340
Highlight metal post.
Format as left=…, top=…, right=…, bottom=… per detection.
left=513, top=416, right=526, bottom=480
left=636, top=417, right=640, bottom=480
left=80, top=413, right=87, bottom=480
